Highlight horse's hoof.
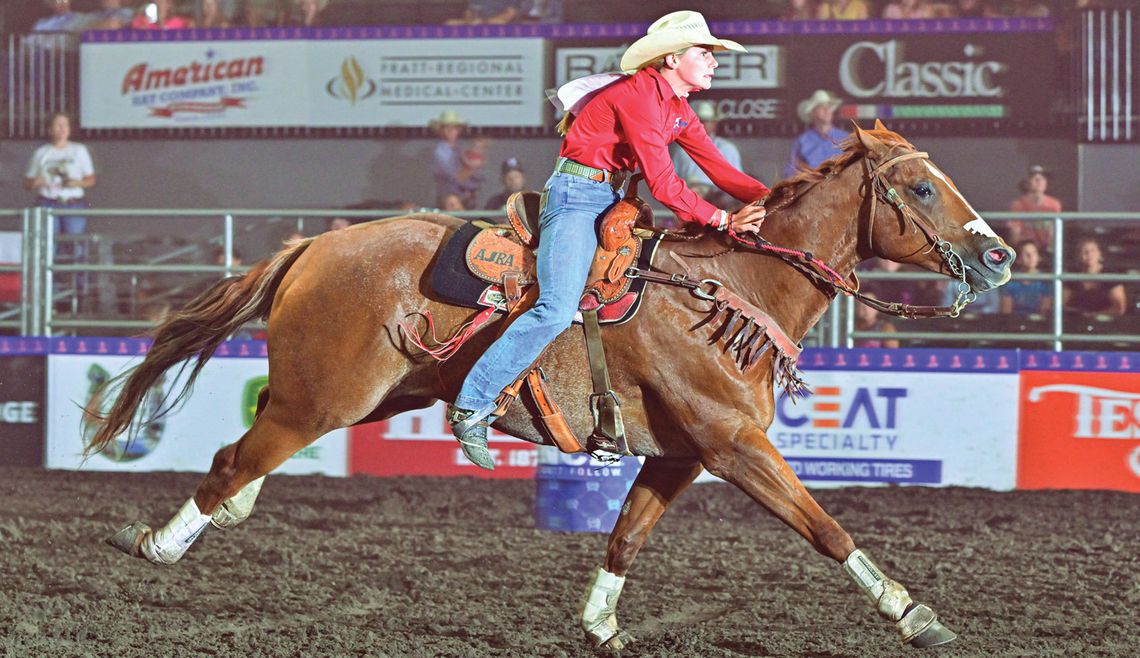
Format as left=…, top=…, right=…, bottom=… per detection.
left=908, top=618, right=957, bottom=648
left=105, top=522, right=151, bottom=558
left=598, top=630, right=634, bottom=653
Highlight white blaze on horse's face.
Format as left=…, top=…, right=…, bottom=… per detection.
left=922, top=161, right=998, bottom=239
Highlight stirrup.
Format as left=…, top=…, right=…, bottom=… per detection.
left=447, top=403, right=499, bottom=471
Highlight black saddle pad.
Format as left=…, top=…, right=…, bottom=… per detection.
left=429, top=221, right=661, bottom=325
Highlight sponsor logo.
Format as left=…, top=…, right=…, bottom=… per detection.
left=1027, top=384, right=1140, bottom=439
left=554, top=46, right=782, bottom=89
left=83, top=363, right=167, bottom=462
left=120, top=49, right=263, bottom=120
left=839, top=40, right=1005, bottom=99
left=326, top=56, right=376, bottom=105
left=774, top=387, right=906, bottom=452
left=0, top=401, right=38, bottom=424
left=242, top=375, right=269, bottom=429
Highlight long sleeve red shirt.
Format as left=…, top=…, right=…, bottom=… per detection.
left=559, top=67, right=770, bottom=226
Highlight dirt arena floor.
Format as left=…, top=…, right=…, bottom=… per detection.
left=1, top=466, right=1137, bottom=657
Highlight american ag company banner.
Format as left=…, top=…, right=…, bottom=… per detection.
left=44, top=339, right=346, bottom=476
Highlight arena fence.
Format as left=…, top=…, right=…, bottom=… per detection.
left=3, top=207, right=1137, bottom=350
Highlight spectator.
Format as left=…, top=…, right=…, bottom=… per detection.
left=23, top=112, right=95, bottom=253
left=853, top=293, right=900, bottom=348
left=1064, top=237, right=1126, bottom=317
left=84, top=0, right=136, bottom=30
left=447, top=0, right=522, bottom=25
left=863, top=258, right=945, bottom=307
left=484, top=158, right=527, bottom=211
left=32, top=0, right=89, bottom=32
left=817, top=0, right=870, bottom=19
left=288, top=0, right=326, bottom=26
left=882, top=0, right=937, bottom=18
left=784, top=89, right=847, bottom=179
left=1006, top=0, right=1050, bottom=17
left=431, top=110, right=487, bottom=210
left=1006, top=164, right=1060, bottom=249
left=438, top=194, right=467, bottom=212
left=949, top=0, right=991, bottom=18
left=237, top=0, right=284, bottom=26
left=781, top=0, right=819, bottom=20
left=197, top=0, right=232, bottom=28
left=519, top=0, right=563, bottom=23
left=326, top=216, right=353, bottom=231
left=131, top=0, right=193, bottom=29
left=672, top=100, right=744, bottom=208
left=1000, top=239, right=1051, bottom=315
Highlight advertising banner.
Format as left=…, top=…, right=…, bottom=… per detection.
left=1018, top=351, right=1140, bottom=492
left=0, top=340, right=49, bottom=467
left=45, top=348, right=346, bottom=476
left=309, top=37, right=546, bottom=127
left=80, top=33, right=546, bottom=128
left=349, top=401, right=537, bottom=479
left=80, top=36, right=309, bottom=128
left=554, top=19, right=1056, bottom=129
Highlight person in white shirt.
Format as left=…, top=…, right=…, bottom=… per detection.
left=670, top=100, right=744, bottom=212
left=24, top=112, right=96, bottom=253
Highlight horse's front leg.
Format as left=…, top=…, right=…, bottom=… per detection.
left=704, top=425, right=957, bottom=648
left=581, top=457, right=703, bottom=651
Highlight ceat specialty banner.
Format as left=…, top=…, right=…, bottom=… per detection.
left=45, top=353, right=346, bottom=476
left=1018, top=368, right=1140, bottom=492
left=80, top=36, right=309, bottom=128
left=349, top=401, right=537, bottom=479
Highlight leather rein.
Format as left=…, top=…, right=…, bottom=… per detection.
left=633, top=150, right=977, bottom=320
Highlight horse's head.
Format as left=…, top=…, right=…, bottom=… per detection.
left=853, top=121, right=1015, bottom=294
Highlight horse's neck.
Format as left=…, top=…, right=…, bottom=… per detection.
left=679, top=167, right=864, bottom=343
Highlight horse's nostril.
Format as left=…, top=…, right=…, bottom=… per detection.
left=986, top=248, right=1011, bottom=266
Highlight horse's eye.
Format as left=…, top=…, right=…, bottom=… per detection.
left=912, top=182, right=934, bottom=200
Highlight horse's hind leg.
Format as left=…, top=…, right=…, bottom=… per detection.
left=210, top=385, right=271, bottom=529
left=705, top=426, right=957, bottom=648
left=581, top=457, right=704, bottom=651
left=107, top=402, right=324, bottom=565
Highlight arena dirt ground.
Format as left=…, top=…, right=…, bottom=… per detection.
left=1, top=466, right=1137, bottom=657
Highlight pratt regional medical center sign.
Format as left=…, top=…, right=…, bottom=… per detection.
left=79, top=29, right=546, bottom=128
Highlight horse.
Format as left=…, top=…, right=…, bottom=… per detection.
left=87, top=122, right=1014, bottom=651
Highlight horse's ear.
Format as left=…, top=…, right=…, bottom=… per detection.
left=873, top=118, right=888, bottom=131
left=853, top=122, right=885, bottom=155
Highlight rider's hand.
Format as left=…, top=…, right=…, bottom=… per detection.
left=728, top=203, right=767, bottom=234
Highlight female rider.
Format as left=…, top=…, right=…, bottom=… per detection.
left=449, top=11, right=773, bottom=469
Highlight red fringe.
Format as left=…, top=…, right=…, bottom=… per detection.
left=397, top=307, right=498, bottom=362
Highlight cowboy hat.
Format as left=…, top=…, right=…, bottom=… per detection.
left=796, top=89, right=842, bottom=123
left=619, top=11, right=745, bottom=75
left=429, top=110, right=468, bottom=131
left=691, top=100, right=718, bottom=122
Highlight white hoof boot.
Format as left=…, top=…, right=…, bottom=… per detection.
left=899, top=605, right=957, bottom=647
left=580, top=567, right=634, bottom=650
left=106, top=498, right=211, bottom=565
left=211, top=476, right=265, bottom=529
left=843, top=549, right=957, bottom=648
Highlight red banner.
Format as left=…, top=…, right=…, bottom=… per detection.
left=348, top=402, right=536, bottom=479
left=1018, top=370, right=1140, bottom=492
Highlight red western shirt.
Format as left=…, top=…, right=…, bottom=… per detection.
left=559, top=67, right=770, bottom=226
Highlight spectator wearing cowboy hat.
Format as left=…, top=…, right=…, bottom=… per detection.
left=448, top=10, right=771, bottom=471
left=431, top=110, right=488, bottom=210
left=1006, top=164, right=1060, bottom=248
left=670, top=99, right=744, bottom=212
left=484, top=157, right=528, bottom=211
left=783, top=89, right=847, bottom=179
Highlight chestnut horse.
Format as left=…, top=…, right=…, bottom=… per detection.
left=88, top=124, right=1013, bottom=650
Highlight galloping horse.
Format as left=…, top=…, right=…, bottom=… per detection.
left=88, top=124, right=1013, bottom=650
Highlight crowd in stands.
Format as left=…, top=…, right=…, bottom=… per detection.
left=10, top=0, right=1129, bottom=35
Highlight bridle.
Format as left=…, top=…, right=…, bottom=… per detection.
left=727, top=148, right=977, bottom=319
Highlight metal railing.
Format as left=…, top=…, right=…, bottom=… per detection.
left=4, top=207, right=1138, bottom=350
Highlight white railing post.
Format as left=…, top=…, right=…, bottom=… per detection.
left=1052, top=215, right=1064, bottom=352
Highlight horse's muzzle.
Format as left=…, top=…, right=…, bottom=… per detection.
left=966, top=241, right=1015, bottom=291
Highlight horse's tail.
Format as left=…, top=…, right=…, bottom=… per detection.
left=83, top=237, right=315, bottom=457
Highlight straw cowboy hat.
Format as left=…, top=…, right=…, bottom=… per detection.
left=619, top=11, right=746, bottom=74
left=797, top=89, right=842, bottom=123
left=429, top=110, right=468, bottom=131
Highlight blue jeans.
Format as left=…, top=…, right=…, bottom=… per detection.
left=37, top=197, right=88, bottom=262
left=455, top=170, right=620, bottom=411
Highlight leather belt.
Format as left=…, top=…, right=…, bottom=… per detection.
left=555, top=157, right=627, bottom=189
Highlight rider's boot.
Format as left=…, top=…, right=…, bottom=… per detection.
left=447, top=403, right=499, bottom=470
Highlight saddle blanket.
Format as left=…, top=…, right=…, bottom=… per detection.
left=429, top=220, right=661, bottom=325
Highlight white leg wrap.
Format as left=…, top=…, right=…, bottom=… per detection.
left=580, top=567, right=626, bottom=645
left=211, top=476, right=265, bottom=529
left=140, top=498, right=211, bottom=565
left=843, top=549, right=914, bottom=622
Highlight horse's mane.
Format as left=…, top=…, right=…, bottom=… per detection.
left=764, top=128, right=915, bottom=215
